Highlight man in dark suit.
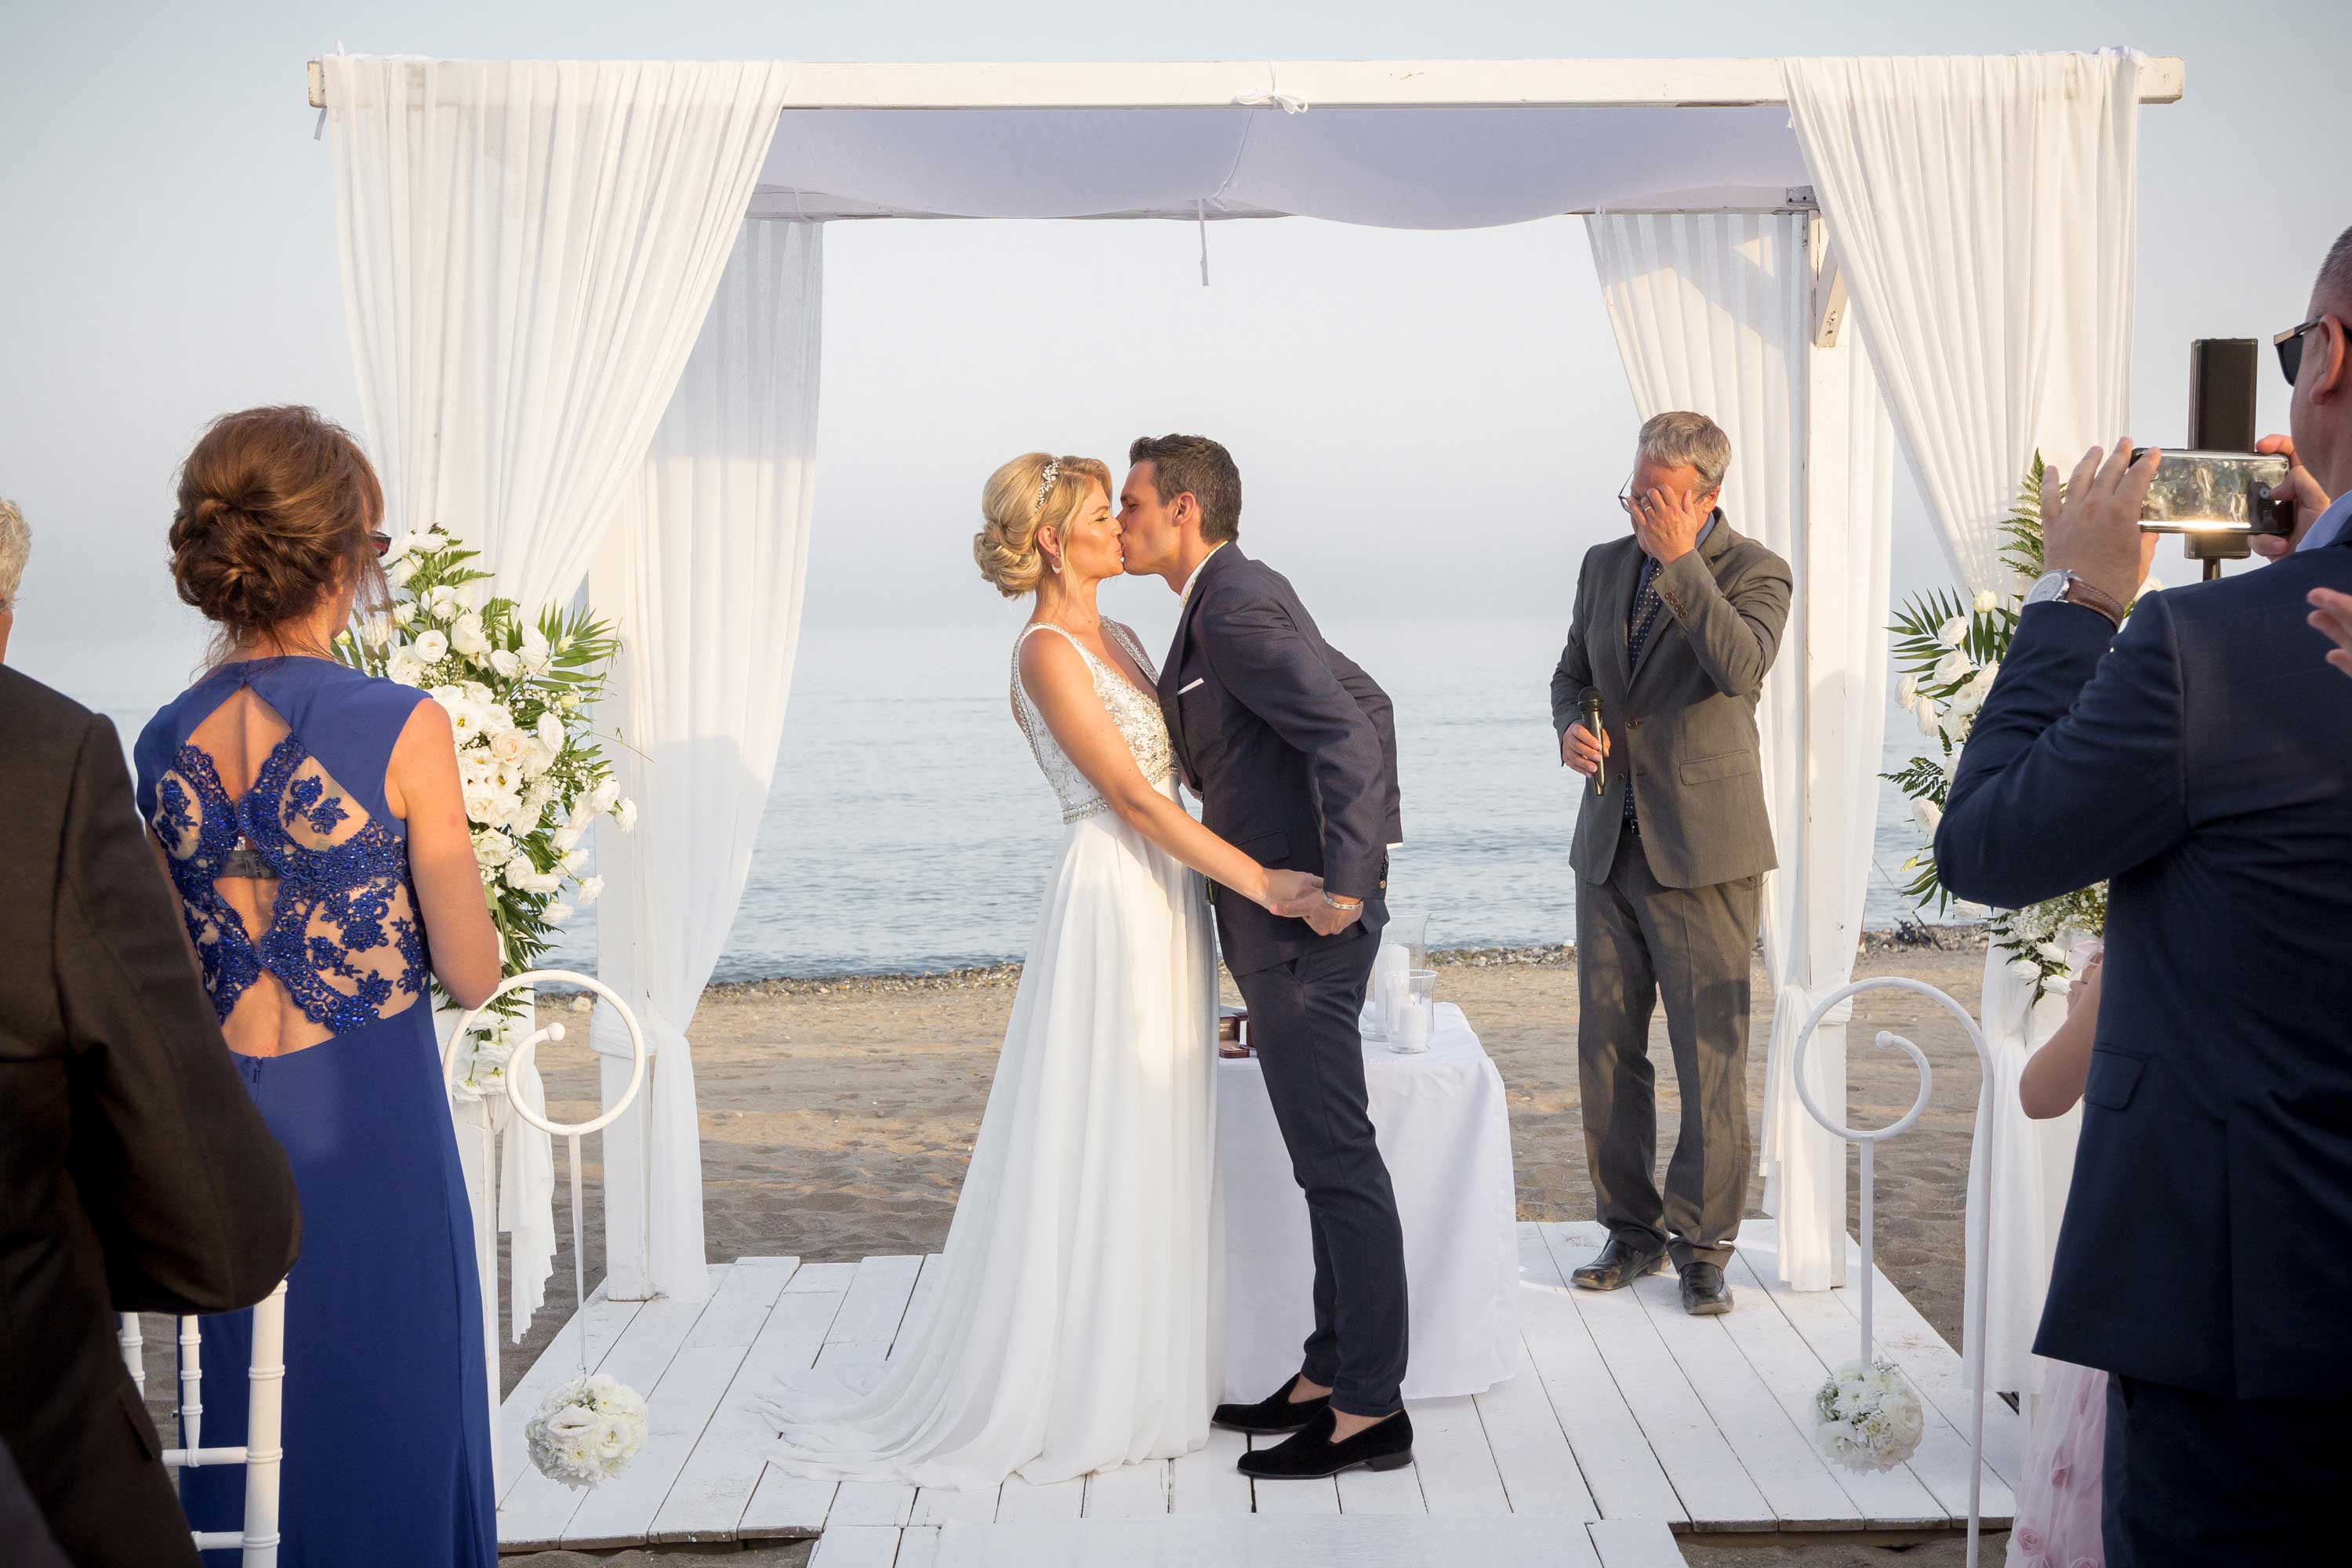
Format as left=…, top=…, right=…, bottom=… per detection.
left=1935, top=231, right=2352, bottom=1564
left=1119, top=434, right=1413, bottom=1483
left=1551, top=412, right=1791, bottom=1316
left=0, top=666, right=303, bottom=1567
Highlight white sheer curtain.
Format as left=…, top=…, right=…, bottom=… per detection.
left=587, top=220, right=824, bottom=1303
left=1588, top=210, right=1895, bottom=1292
left=1784, top=49, right=2140, bottom=1384
left=322, top=54, right=792, bottom=1325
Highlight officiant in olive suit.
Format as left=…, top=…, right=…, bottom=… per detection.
left=1549, top=411, right=1791, bottom=1316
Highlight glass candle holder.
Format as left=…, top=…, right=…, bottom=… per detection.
left=1390, top=969, right=1438, bottom=1053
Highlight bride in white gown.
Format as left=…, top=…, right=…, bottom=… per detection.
left=762, top=452, right=1323, bottom=1489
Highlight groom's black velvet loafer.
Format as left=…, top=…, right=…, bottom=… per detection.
left=1237, top=1408, right=1414, bottom=1480
left=1211, top=1378, right=1330, bottom=1434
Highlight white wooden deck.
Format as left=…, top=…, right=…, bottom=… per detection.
left=495, top=1220, right=2016, bottom=1563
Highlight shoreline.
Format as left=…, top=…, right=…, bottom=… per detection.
left=684, top=923, right=1994, bottom=1000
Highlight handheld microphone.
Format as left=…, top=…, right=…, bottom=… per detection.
left=1580, top=691, right=1606, bottom=797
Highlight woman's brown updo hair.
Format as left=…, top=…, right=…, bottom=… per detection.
left=974, top=452, right=1112, bottom=597
left=169, top=405, right=387, bottom=659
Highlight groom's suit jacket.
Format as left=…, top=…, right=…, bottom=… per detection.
left=1549, top=513, right=1790, bottom=890
left=1936, top=538, right=2352, bottom=1400
left=0, top=667, right=302, bottom=1566
left=1159, top=545, right=1403, bottom=978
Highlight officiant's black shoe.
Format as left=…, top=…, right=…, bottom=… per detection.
left=1679, top=1260, right=1734, bottom=1316
left=1237, top=1408, right=1414, bottom=1480
left=1570, top=1234, right=1668, bottom=1291
left=1212, top=1377, right=1330, bottom=1435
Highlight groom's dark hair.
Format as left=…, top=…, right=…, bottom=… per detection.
left=1129, top=434, right=1241, bottom=544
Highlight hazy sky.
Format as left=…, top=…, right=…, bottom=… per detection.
left=4, top=0, right=2347, bottom=711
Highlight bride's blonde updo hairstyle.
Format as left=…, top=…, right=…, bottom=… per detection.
left=975, top=452, right=1112, bottom=597
left=169, top=405, right=388, bottom=661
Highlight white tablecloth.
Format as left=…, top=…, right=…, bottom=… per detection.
left=1215, top=1001, right=1520, bottom=1402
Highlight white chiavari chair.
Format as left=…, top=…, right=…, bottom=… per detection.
left=118, top=1278, right=291, bottom=1567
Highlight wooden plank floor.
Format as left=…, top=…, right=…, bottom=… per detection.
left=496, top=1226, right=2011, bottom=1557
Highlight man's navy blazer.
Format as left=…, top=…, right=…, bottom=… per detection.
left=1157, top=545, right=1403, bottom=978
left=1935, top=540, right=2352, bottom=1398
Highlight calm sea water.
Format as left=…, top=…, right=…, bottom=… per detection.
left=99, top=615, right=1944, bottom=982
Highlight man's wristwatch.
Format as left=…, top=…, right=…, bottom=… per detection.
left=2024, top=569, right=2125, bottom=630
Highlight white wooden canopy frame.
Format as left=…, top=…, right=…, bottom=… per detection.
left=302, top=53, right=2177, bottom=1449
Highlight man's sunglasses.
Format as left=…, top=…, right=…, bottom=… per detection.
left=2275, top=318, right=2328, bottom=387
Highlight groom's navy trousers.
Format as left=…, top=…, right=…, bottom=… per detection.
left=1158, top=543, right=1410, bottom=1417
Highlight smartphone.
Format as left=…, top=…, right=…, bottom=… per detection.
left=2133, top=449, right=2294, bottom=535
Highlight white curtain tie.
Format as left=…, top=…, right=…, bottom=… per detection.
left=1230, top=92, right=1308, bottom=114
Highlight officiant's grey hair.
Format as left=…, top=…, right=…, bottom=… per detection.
left=0, top=498, right=27, bottom=615
left=1637, top=411, right=1731, bottom=494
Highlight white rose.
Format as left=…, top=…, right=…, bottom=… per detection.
left=519, top=626, right=554, bottom=673
left=477, top=701, right=517, bottom=738
left=458, top=749, right=498, bottom=783
left=393, top=600, right=418, bottom=627
left=412, top=628, right=450, bottom=666
left=575, top=875, right=604, bottom=907
left=615, top=799, right=638, bottom=833
left=430, top=584, right=460, bottom=615
left=1915, top=696, right=1940, bottom=739
left=1910, top=797, right=1943, bottom=835
left=590, top=777, right=621, bottom=813
left=386, top=652, right=427, bottom=688
left=1937, top=615, right=1969, bottom=648
left=1942, top=742, right=1965, bottom=782
left=2036, top=941, right=2067, bottom=964
left=1931, top=648, right=1973, bottom=687
left=417, top=526, right=450, bottom=550
left=463, top=680, right=492, bottom=704
left=490, top=728, right=531, bottom=765
left=1896, top=673, right=1918, bottom=712
left=361, top=612, right=396, bottom=649
left=525, top=869, right=566, bottom=896
left=463, top=784, right=504, bottom=825
left=2005, top=956, right=2043, bottom=984
left=439, top=697, right=485, bottom=744
left=500, top=859, right=539, bottom=892
left=520, top=739, right=557, bottom=779
left=1939, top=704, right=1972, bottom=744
left=392, top=557, right=423, bottom=588
left=543, top=901, right=574, bottom=924
left=536, top=711, right=567, bottom=754
left=452, top=612, right=492, bottom=658
left=490, top=647, right=522, bottom=679
left=382, top=528, right=416, bottom=565
left=560, top=691, right=581, bottom=711
left=553, top=823, right=585, bottom=853
left=471, top=829, right=515, bottom=869
left=1972, top=589, right=1998, bottom=614
left=561, top=848, right=587, bottom=872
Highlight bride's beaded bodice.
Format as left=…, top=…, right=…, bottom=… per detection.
left=1011, top=622, right=1174, bottom=823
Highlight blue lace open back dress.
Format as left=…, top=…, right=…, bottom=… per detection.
left=135, top=656, right=495, bottom=1567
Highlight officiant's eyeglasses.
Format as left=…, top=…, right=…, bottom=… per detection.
left=368, top=531, right=392, bottom=557
left=2275, top=318, right=2326, bottom=387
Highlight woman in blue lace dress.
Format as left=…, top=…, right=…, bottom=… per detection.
left=134, top=406, right=503, bottom=1566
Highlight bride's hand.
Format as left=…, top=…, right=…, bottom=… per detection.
left=1260, top=869, right=1324, bottom=916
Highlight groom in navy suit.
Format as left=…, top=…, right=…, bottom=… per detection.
left=1118, top=434, right=1414, bottom=1483
left=1936, top=229, right=2352, bottom=1566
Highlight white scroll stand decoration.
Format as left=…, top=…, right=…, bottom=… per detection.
left=118, top=1279, right=291, bottom=1566
left=444, top=970, right=648, bottom=1486
left=1792, top=977, right=1997, bottom=1568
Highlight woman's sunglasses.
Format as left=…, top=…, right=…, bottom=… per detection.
left=2275, top=318, right=2328, bottom=387
left=368, top=531, right=393, bottom=557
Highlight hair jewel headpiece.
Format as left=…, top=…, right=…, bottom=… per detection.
left=1036, top=459, right=1061, bottom=511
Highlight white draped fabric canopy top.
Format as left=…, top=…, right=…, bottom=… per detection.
left=1011, top=621, right=1175, bottom=822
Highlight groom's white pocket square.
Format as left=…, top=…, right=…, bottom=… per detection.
left=1178, top=677, right=1205, bottom=695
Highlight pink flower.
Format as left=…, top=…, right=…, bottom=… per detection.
left=2070, top=1559, right=2099, bottom=1568
left=2014, top=1525, right=2045, bottom=1552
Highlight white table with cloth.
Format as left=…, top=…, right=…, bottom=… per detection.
left=1214, top=1001, right=1521, bottom=1403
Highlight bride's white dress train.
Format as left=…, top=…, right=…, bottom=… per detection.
left=761, top=620, right=1221, bottom=1489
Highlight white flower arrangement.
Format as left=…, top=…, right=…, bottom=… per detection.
left=1812, top=1359, right=1926, bottom=1472
left=336, top=528, right=637, bottom=1008
left=1884, top=455, right=2112, bottom=1004
left=524, top=1373, right=649, bottom=1489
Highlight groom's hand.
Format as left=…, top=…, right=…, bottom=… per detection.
left=1302, top=895, right=1363, bottom=937
left=1263, top=869, right=1325, bottom=916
